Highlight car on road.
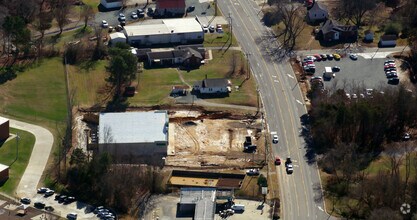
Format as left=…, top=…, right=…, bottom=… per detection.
left=102, top=20, right=108, bottom=28
left=34, top=201, right=45, bottom=209
left=333, top=53, right=341, bottom=60
left=44, top=189, right=54, bottom=197
left=275, top=157, right=281, bottom=165
left=332, top=66, right=341, bottom=72
left=272, top=133, right=279, bottom=144
left=67, top=213, right=78, bottom=220
left=37, top=187, right=48, bottom=194
left=246, top=168, right=260, bottom=176
left=349, top=54, right=358, bottom=60
left=20, top=197, right=31, bottom=204
left=285, top=157, right=293, bottom=174
left=118, top=13, right=125, bottom=21
left=131, top=12, right=138, bottom=19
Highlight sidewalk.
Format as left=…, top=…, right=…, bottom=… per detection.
left=3, top=118, right=54, bottom=199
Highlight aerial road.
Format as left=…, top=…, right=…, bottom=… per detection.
left=217, top=0, right=334, bottom=219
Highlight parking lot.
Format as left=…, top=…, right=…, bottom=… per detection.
left=308, top=54, right=402, bottom=93
left=143, top=194, right=271, bottom=220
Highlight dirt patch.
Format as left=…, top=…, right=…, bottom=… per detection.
left=290, top=58, right=311, bottom=109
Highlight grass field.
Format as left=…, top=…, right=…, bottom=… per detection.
left=0, top=128, right=35, bottom=195
left=68, top=60, right=108, bottom=107
left=203, top=25, right=239, bottom=47
left=0, top=58, right=67, bottom=128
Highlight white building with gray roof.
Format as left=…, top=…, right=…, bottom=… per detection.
left=98, top=111, right=169, bottom=163
left=121, top=17, right=204, bottom=47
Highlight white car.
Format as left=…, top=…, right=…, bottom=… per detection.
left=286, top=164, right=294, bottom=174
left=349, top=54, right=358, bottom=60
left=246, top=168, right=260, bottom=175
left=202, top=24, right=209, bottom=33
left=272, top=134, right=279, bottom=143
left=102, top=20, right=108, bottom=28
left=119, top=13, right=126, bottom=21
left=209, top=25, right=215, bottom=33
left=131, top=12, right=138, bottom=19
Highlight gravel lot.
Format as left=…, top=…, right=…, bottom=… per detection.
left=308, top=55, right=401, bottom=93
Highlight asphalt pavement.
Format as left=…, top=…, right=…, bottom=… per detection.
left=217, top=0, right=333, bottom=219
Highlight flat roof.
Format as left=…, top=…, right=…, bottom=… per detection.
left=0, top=116, right=8, bottom=125
left=0, top=163, right=9, bottom=172
left=180, top=188, right=216, bottom=220
left=123, top=18, right=202, bottom=37
left=170, top=176, right=218, bottom=187
left=98, top=111, right=168, bottom=144
left=109, top=32, right=127, bottom=40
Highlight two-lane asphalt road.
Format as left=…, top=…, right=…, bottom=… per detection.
left=217, top=0, right=332, bottom=219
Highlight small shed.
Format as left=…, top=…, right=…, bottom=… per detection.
left=379, top=35, right=397, bottom=47
left=364, top=30, right=374, bottom=42
left=109, top=32, right=127, bottom=46
left=100, top=0, right=122, bottom=9
left=0, top=117, right=9, bottom=141
left=171, top=85, right=188, bottom=97
left=0, top=164, right=9, bottom=183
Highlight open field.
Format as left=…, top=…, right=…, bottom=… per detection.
left=0, top=128, right=35, bottom=195
left=203, top=25, right=239, bottom=47
left=0, top=58, right=67, bottom=128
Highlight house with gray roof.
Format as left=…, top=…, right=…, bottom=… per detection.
left=193, top=77, right=232, bottom=94
left=319, top=19, right=358, bottom=42
left=147, top=47, right=205, bottom=68
left=307, top=1, right=328, bottom=23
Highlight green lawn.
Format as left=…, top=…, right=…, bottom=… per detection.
left=204, top=25, right=239, bottom=47
left=0, top=58, right=67, bottom=127
left=68, top=60, right=108, bottom=107
left=129, top=68, right=183, bottom=106
left=365, top=153, right=417, bottom=177
left=0, top=128, right=35, bottom=195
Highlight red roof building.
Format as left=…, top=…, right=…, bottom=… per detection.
left=156, top=0, right=186, bottom=17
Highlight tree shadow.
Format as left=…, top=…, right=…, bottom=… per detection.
left=105, top=96, right=129, bottom=112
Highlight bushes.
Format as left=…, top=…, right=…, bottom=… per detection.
left=384, top=22, right=402, bottom=36
left=0, top=67, right=18, bottom=84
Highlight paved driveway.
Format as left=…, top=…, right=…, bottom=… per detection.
left=6, top=119, right=54, bottom=199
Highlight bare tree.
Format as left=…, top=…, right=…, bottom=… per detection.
left=80, top=5, right=93, bottom=30
left=275, top=2, right=306, bottom=52
left=338, top=0, right=377, bottom=27
left=53, top=0, right=70, bottom=35
left=33, top=11, right=53, bottom=57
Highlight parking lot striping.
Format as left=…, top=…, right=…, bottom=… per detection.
left=318, top=206, right=324, bottom=212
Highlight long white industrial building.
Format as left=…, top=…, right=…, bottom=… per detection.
left=110, top=17, right=204, bottom=47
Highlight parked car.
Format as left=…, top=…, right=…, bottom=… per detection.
left=320, top=54, right=327, bottom=61
left=327, top=54, right=334, bottom=60
left=118, top=13, right=125, bottom=21
left=202, top=24, right=208, bottom=33
left=64, top=196, right=76, bottom=204
left=386, top=72, right=398, bottom=78
left=20, top=197, right=31, bottom=204
left=349, top=54, right=358, bottom=60
left=120, top=20, right=126, bottom=26
left=209, top=25, right=215, bottom=33
left=58, top=195, right=67, bottom=203
left=37, top=187, right=48, bottom=194
left=94, top=206, right=105, bottom=214
left=333, top=53, right=341, bottom=60
left=67, top=213, right=78, bottom=220
left=131, top=12, right=138, bottom=19
left=403, top=132, right=411, bottom=141
left=388, top=77, right=400, bottom=84
left=187, top=5, right=195, bottom=12
left=44, top=189, right=55, bottom=197
left=332, top=66, right=341, bottom=72
left=102, top=20, right=108, bottom=28
left=243, top=145, right=257, bottom=152
left=246, top=168, right=260, bottom=176
left=34, top=202, right=46, bottom=209
left=45, top=206, right=54, bottom=212
left=352, top=93, right=358, bottom=99
left=275, top=157, right=281, bottom=165
left=313, top=54, right=322, bottom=61
left=272, top=134, right=279, bottom=143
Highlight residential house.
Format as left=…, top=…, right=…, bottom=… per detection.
left=146, top=46, right=205, bottom=68
left=379, top=35, right=397, bottom=47
left=193, top=77, right=232, bottom=94
left=319, top=20, right=358, bottom=42
left=307, top=1, right=328, bottom=23
left=100, top=0, right=122, bottom=9
left=155, top=0, right=186, bottom=17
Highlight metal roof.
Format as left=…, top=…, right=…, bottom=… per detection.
left=180, top=188, right=216, bottom=220
left=123, top=18, right=203, bottom=37
left=98, top=111, right=168, bottom=144
left=109, top=32, right=127, bottom=40
left=0, top=116, right=8, bottom=125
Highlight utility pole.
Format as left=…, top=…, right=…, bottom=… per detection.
left=15, top=132, right=20, bottom=163
left=228, top=12, right=233, bottom=45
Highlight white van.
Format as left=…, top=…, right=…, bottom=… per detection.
left=231, top=204, right=245, bottom=211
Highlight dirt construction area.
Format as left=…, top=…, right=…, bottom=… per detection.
left=166, top=111, right=265, bottom=168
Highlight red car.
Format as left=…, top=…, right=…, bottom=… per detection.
left=275, top=157, right=281, bottom=165
left=313, top=54, right=322, bottom=61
